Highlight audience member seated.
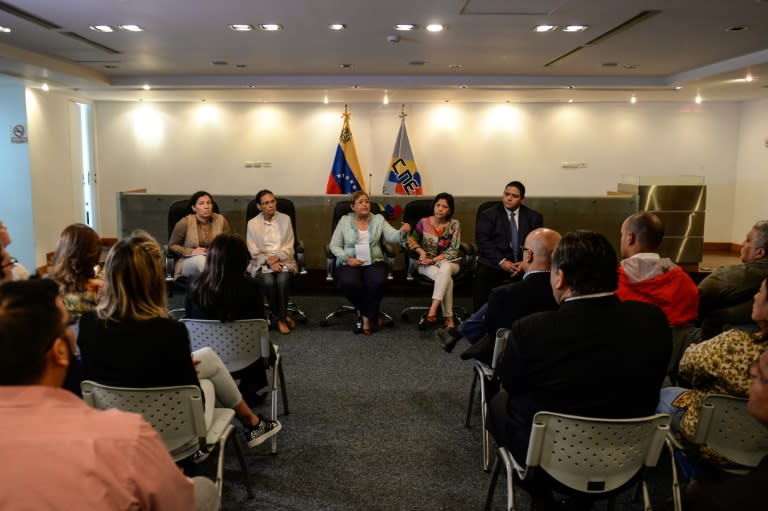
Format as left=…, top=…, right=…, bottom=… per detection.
left=49, top=223, right=104, bottom=318
left=657, top=277, right=768, bottom=463
left=472, top=180, right=543, bottom=311
left=0, top=279, right=220, bottom=511
left=699, top=220, right=768, bottom=340
left=246, top=189, right=298, bottom=335
left=406, top=192, right=461, bottom=329
left=486, top=230, right=671, bottom=510
left=185, top=232, right=269, bottom=401
left=0, top=245, right=14, bottom=283
left=0, top=219, right=29, bottom=280
left=683, top=348, right=768, bottom=510
left=329, top=191, right=410, bottom=335
left=78, top=232, right=280, bottom=452
left=168, top=190, right=230, bottom=280
left=443, top=228, right=560, bottom=360
left=617, top=212, right=700, bottom=374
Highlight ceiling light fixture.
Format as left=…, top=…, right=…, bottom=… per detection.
left=142, top=84, right=151, bottom=91
left=0, top=26, right=10, bottom=33
left=426, top=24, right=444, bottom=32
left=41, top=83, right=49, bottom=92
left=259, top=24, right=282, bottom=31
left=119, top=24, right=143, bottom=32
left=630, top=94, right=637, bottom=104
left=339, top=63, right=352, bottom=68
left=724, top=25, right=748, bottom=31
left=568, top=99, right=574, bottom=103
left=90, top=25, right=114, bottom=32
left=695, top=94, right=702, bottom=104
left=563, top=24, right=589, bottom=32
left=448, top=64, right=462, bottom=70
left=459, top=85, right=468, bottom=89
left=329, top=24, right=346, bottom=30
left=533, top=24, right=558, bottom=32
left=394, top=24, right=416, bottom=31
left=746, top=73, right=754, bottom=82
left=674, top=86, right=683, bottom=90
left=323, top=92, right=329, bottom=104
left=383, top=91, right=389, bottom=105
left=229, top=24, right=254, bottom=31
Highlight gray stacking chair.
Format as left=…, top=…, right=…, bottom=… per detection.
left=465, top=328, right=510, bottom=471
left=666, top=393, right=768, bottom=511
left=81, top=381, right=252, bottom=499
left=484, top=412, right=671, bottom=511
left=181, top=317, right=288, bottom=454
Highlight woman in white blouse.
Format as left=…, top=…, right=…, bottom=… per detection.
left=246, top=190, right=298, bottom=334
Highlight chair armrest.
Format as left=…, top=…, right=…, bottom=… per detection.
left=325, top=243, right=335, bottom=281
left=295, top=240, right=307, bottom=275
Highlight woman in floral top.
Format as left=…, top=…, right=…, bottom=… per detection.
left=49, top=223, right=104, bottom=319
left=407, top=192, right=461, bottom=328
left=658, top=277, right=768, bottom=465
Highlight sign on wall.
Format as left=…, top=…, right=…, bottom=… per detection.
left=11, top=124, right=27, bottom=143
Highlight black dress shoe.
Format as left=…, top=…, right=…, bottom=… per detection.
left=435, top=327, right=462, bottom=353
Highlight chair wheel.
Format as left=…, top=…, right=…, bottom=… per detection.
left=418, top=317, right=427, bottom=330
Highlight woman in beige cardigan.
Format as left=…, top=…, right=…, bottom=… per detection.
left=168, top=191, right=230, bottom=279
left=246, top=189, right=298, bottom=334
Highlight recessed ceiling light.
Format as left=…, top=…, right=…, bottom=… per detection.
left=568, top=99, right=574, bottom=103
left=229, top=24, right=254, bottom=31
left=630, top=94, right=637, bottom=104
left=351, top=85, right=360, bottom=89
left=409, top=60, right=427, bottom=66
left=533, top=24, right=558, bottom=32
left=119, top=24, right=143, bottom=32
left=90, top=25, right=114, bottom=33
left=459, top=85, right=468, bottom=89
left=339, top=63, right=353, bottom=68
left=41, top=83, right=49, bottom=92
left=674, top=86, right=683, bottom=90
left=563, top=25, right=589, bottom=32
left=142, top=84, right=151, bottom=91
left=395, top=24, right=416, bottom=31
left=235, top=64, right=247, bottom=68
left=695, top=94, right=702, bottom=104
left=248, top=85, right=256, bottom=88
left=426, top=24, right=444, bottom=32
left=623, top=64, right=639, bottom=69
left=602, top=62, right=618, bottom=67
left=259, top=24, right=282, bottom=31
left=0, top=26, right=9, bottom=33
left=329, top=24, right=346, bottom=30
left=383, top=91, right=389, bottom=105
left=448, top=64, right=462, bottom=70
left=746, top=73, right=754, bottom=82
left=724, top=25, right=748, bottom=31
left=104, top=64, right=118, bottom=69
left=210, top=60, right=229, bottom=66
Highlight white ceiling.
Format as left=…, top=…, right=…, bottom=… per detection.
left=1, top=0, right=768, bottom=103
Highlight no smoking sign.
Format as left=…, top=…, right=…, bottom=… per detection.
left=11, top=124, right=27, bottom=143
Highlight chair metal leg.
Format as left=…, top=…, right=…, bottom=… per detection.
left=497, top=448, right=516, bottom=511
left=270, top=352, right=281, bottom=454
left=479, top=374, right=491, bottom=471
left=278, top=360, right=289, bottom=415
left=484, top=454, right=501, bottom=511
left=228, top=426, right=254, bottom=499
left=465, top=370, right=479, bottom=427
left=666, top=439, right=682, bottom=511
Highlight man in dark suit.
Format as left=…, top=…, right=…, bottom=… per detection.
left=486, top=230, right=671, bottom=509
left=473, top=181, right=543, bottom=311
left=450, top=227, right=560, bottom=361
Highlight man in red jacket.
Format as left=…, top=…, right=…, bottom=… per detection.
left=617, top=211, right=699, bottom=375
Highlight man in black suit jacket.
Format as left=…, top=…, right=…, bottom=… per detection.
left=486, top=231, right=671, bottom=508
left=473, top=181, right=543, bottom=311
left=456, top=228, right=560, bottom=362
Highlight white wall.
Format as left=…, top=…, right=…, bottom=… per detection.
left=92, top=100, right=741, bottom=241
left=25, top=89, right=85, bottom=265
left=733, top=99, right=768, bottom=241
left=0, top=84, right=35, bottom=270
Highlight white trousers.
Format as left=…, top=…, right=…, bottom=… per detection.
left=417, top=261, right=460, bottom=317
left=193, top=347, right=243, bottom=428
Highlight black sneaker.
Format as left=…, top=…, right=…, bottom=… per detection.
left=245, top=415, right=282, bottom=447
left=435, top=327, right=463, bottom=353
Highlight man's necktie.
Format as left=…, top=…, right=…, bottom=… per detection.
left=510, top=211, right=519, bottom=261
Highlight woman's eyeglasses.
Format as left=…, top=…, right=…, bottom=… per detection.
left=0, top=256, right=17, bottom=269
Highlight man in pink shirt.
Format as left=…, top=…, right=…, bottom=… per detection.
left=0, top=279, right=219, bottom=511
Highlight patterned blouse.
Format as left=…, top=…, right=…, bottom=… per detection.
left=61, top=279, right=103, bottom=320
left=407, top=217, right=461, bottom=261
left=673, top=329, right=768, bottom=449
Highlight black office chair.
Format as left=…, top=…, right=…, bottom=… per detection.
left=245, top=197, right=308, bottom=325
left=399, top=198, right=472, bottom=329
left=320, top=200, right=396, bottom=332
left=470, top=200, right=498, bottom=273
left=164, top=198, right=221, bottom=293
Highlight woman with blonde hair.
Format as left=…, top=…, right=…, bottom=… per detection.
left=78, top=231, right=280, bottom=452
left=49, top=223, right=103, bottom=317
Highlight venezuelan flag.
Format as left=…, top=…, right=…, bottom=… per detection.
left=382, top=116, right=423, bottom=195
left=326, top=110, right=366, bottom=194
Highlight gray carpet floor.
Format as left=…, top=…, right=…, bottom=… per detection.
left=174, top=293, right=676, bottom=511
